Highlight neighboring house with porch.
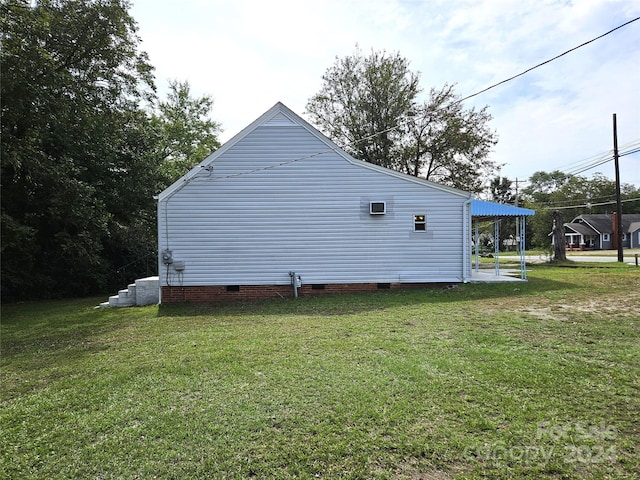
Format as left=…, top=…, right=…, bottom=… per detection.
left=564, top=213, right=640, bottom=250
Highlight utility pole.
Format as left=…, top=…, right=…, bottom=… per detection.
left=613, top=114, right=624, bottom=263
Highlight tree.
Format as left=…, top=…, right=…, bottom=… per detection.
left=1, top=0, right=224, bottom=302
left=154, top=80, right=222, bottom=182
left=0, top=0, right=158, bottom=300
left=306, top=48, right=499, bottom=192
left=522, top=170, right=640, bottom=249
left=552, top=211, right=567, bottom=261
left=486, top=176, right=518, bottom=251
left=523, top=171, right=571, bottom=204
left=399, top=85, right=498, bottom=192
left=306, top=47, right=419, bottom=171
left=489, top=176, right=515, bottom=205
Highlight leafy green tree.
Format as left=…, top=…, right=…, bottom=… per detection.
left=0, top=0, right=159, bottom=300
left=400, top=84, right=498, bottom=192
left=524, top=170, right=571, bottom=201
left=522, top=171, right=572, bottom=248
left=522, top=170, right=640, bottom=248
left=306, top=47, right=419, bottom=171
left=306, top=48, right=498, bottom=192
left=154, top=80, right=222, bottom=182
left=489, top=176, right=515, bottom=205
left=486, top=176, right=519, bottom=251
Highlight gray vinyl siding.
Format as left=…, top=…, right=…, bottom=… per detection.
left=158, top=122, right=470, bottom=287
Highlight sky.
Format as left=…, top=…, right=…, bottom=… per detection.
left=130, top=0, right=640, bottom=190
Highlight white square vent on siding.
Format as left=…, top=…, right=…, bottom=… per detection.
left=370, top=201, right=386, bottom=215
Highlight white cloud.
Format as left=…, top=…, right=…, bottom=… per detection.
left=131, top=0, right=640, bottom=187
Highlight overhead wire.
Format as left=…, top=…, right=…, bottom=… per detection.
left=521, top=143, right=640, bottom=210
left=457, top=17, right=640, bottom=103
left=563, top=141, right=640, bottom=176
left=501, top=139, right=639, bottom=182
left=620, top=147, right=640, bottom=157
left=537, top=197, right=640, bottom=211
left=534, top=190, right=626, bottom=206
left=190, top=17, right=639, bottom=183
left=565, top=156, right=613, bottom=176
left=505, top=137, right=640, bottom=210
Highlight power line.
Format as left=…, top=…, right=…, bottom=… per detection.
left=458, top=17, right=640, bottom=103
left=534, top=191, right=626, bottom=207
left=566, top=157, right=613, bottom=176
left=619, top=139, right=640, bottom=150
left=557, top=148, right=616, bottom=172
left=563, top=142, right=640, bottom=176
left=620, top=147, right=640, bottom=157
left=498, top=141, right=639, bottom=185
left=538, top=196, right=640, bottom=211
left=348, top=17, right=640, bottom=176
left=190, top=18, right=640, bottom=183
left=509, top=142, right=640, bottom=208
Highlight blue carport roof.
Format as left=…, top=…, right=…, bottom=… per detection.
left=471, top=199, right=535, bottom=217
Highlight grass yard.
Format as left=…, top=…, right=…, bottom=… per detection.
left=1, top=265, right=639, bottom=479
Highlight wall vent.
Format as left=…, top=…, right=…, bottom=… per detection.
left=370, top=201, right=386, bottom=215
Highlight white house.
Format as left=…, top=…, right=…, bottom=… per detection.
left=157, top=102, right=477, bottom=303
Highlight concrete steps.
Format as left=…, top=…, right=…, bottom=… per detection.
left=100, top=276, right=159, bottom=307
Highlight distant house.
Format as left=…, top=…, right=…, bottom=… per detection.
left=156, top=102, right=531, bottom=303
left=564, top=213, right=640, bottom=250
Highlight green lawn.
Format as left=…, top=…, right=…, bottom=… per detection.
left=1, top=265, right=639, bottom=479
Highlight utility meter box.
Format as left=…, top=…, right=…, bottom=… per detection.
left=173, top=260, right=185, bottom=272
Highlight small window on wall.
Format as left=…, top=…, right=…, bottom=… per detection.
left=414, top=214, right=426, bottom=231
left=603, top=233, right=610, bottom=241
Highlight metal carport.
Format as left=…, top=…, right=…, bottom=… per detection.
left=471, top=200, right=536, bottom=280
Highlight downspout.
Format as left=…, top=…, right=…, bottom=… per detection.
left=154, top=194, right=163, bottom=304
left=463, top=198, right=473, bottom=283
left=156, top=177, right=193, bottom=302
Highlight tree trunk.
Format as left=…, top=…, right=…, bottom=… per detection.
left=552, top=210, right=567, bottom=261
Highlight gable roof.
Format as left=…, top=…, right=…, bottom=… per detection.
left=157, top=102, right=472, bottom=201
left=566, top=214, right=640, bottom=234
left=565, top=223, right=597, bottom=236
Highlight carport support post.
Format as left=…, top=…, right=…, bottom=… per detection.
left=494, top=220, right=500, bottom=276
left=520, top=215, right=527, bottom=280
left=474, top=220, right=480, bottom=272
